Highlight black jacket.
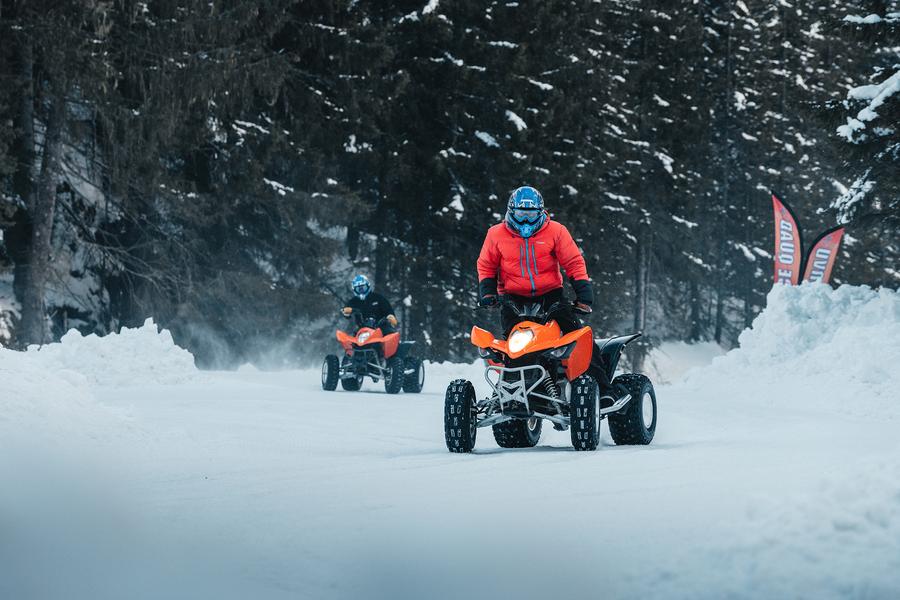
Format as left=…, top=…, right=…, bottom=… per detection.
left=344, top=292, right=394, bottom=323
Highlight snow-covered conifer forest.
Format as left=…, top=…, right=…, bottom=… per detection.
left=1, top=1, right=897, bottom=365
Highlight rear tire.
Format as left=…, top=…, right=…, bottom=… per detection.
left=570, top=374, right=601, bottom=451
left=444, top=379, right=477, bottom=453
left=339, top=355, right=362, bottom=391
left=492, top=417, right=542, bottom=448
left=608, top=374, right=656, bottom=445
left=384, top=356, right=404, bottom=394
left=322, top=355, right=339, bottom=391
left=402, top=357, right=425, bottom=393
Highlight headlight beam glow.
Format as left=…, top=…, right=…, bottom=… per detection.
left=508, top=329, right=535, bottom=353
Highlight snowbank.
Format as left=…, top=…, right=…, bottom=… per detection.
left=0, top=347, right=111, bottom=443
left=0, top=319, right=201, bottom=600
left=680, top=283, right=900, bottom=417
left=651, top=284, right=900, bottom=597
left=28, top=318, right=198, bottom=387
left=1, top=318, right=196, bottom=442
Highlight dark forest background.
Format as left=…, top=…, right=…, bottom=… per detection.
left=0, top=0, right=897, bottom=368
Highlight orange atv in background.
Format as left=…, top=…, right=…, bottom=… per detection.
left=322, top=315, right=424, bottom=394
left=444, top=299, right=657, bottom=452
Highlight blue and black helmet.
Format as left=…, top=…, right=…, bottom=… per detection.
left=351, top=274, right=371, bottom=299
left=505, top=186, right=546, bottom=238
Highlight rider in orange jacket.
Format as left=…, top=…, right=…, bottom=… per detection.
left=477, top=186, right=593, bottom=335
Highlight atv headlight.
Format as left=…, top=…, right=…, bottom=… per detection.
left=508, top=329, right=535, bottom=353
left=357, top=331, right=371, bottom=344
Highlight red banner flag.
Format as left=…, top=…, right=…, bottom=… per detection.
left=802, top=226, right=845, bottom=284
left=772, top=193, right=803, bottom=285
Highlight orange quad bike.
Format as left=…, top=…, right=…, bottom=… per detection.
left=321, top=315, right=424, bottom=394
left=444, top=299, right=657, bottom=452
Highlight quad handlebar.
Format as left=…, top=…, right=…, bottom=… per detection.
left=476, top=297, right=588, bottom=321
left=346, top=312, right=393, bottom=330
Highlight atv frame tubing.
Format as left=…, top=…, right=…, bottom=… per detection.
left=477, top=363, right=634, bottom=430
left=341, top=347, right=387, bottom=381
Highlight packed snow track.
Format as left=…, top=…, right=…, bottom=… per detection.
left=2, top=284, right=899, bottom=600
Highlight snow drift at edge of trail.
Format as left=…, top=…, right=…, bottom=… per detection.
left=659, top=283, right=900, bottom=599
left=0, top=320, right=205, bottom=600
left=1, top=317, right=196, bottom=441
left=0, top=347, right=110, bottom=443
left=28, top=317, right=198, bottom=387
left=679, top=282, right=900, bottom=417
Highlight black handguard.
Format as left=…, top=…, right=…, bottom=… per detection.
left=479, top=295, right=498, bottom=308
left=573, top=303, right=593, bottom=315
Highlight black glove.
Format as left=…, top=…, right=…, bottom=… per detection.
left=478, top=277, right=498, bottom=298
left=571, top=279, right=593, bottom=307
left=479, top=294, right=498, bottom=308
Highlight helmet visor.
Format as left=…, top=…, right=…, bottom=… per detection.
left=510, top=207, right=542, bottom=223
left=352, top=282, right=370, bottom=296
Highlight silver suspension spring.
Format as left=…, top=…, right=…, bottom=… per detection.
left=542, top=377, right=560, bottom=400
left=542, top=376, right=563, bottom=415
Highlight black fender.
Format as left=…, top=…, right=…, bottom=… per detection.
left=394, top=341, right=416, bottom=360
left=593, top=333, right=641, bottom=384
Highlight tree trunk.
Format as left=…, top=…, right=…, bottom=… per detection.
left=9, top=33, right=36, bottom=304
left=714, top=0, right=734, bottom=347
left=374, top=235, right=389, bottom=290
left=12, top=36, right=35, bottom=207
left=346, top=225, right=359, bottom=260
left=689, top=278, right=702, bottom=341
left=630, top=228, right=649, bottom=372
left=714, top=225, right=726, bottom=345
left=743, top=192, right=754, bottom=328
left=18, top=95, right=65, bottom=346
left=714, top=266, right=725, bottom=345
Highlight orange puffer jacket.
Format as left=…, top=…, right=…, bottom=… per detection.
left=477, top=218, right=589, bottom=297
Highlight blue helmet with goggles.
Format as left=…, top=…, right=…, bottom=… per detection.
left=351, top=274, right=371, bottom=299
left=505, top=186, right=546, bottom=238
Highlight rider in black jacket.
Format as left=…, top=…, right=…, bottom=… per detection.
left=341, top=275, right=398, bottom=334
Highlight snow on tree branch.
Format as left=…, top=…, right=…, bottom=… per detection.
left=843, top=13, right=900, bottom=25
left=836, top=71, right=900, bottom=143
left=830, top=170, right=874, bottom=224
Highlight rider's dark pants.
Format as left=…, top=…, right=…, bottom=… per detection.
left=500, top=287, right=580, bottom=337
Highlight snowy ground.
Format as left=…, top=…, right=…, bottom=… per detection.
left=2, top=284, right=899, bottom=599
